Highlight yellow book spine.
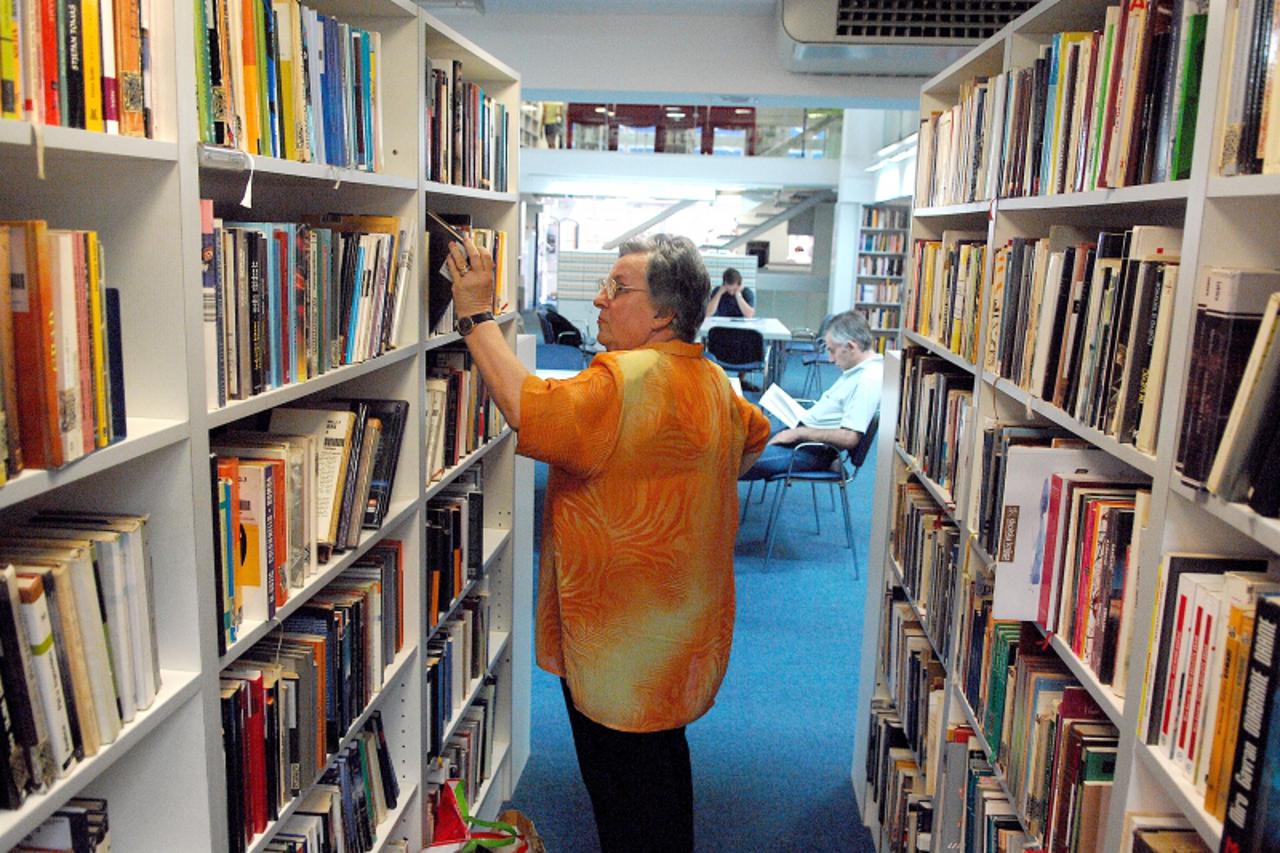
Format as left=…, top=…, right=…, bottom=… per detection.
left=240, top=0, right=260, bottom=155
left=82, top=0, right=104, bottom=131
left=0, top=0, right=19, bottom=120
left=87, top=232, right=108, bottom=447
left=272, top=0, right=295, bottom=160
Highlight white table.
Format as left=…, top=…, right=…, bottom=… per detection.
left=699, top=316, right=792, bottom=388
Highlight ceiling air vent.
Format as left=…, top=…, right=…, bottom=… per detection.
left=780, top=0, right=1037, bottom=77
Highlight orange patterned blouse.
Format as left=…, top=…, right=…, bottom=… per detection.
left=517, top=339, right=771, bottom=732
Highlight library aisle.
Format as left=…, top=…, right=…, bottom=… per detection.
left=508, top=361, right=879, bottom=852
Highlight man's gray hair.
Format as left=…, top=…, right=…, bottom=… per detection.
left=616, top=234, right=710, bottom=343
left=827, top=310, right=875, bottom=353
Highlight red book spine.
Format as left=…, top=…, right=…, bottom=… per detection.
left=40, top=0, right=59, bottom=124
left=1161, top=594, right=1189, bottom=739
left=270, top=460, right=287, bottom=608
left=274, top=233, right=289, bottom=384
left=1177, top=603, right=1207, bottom=755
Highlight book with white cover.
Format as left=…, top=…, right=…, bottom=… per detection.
left=758, top=383, right=808, bottom=429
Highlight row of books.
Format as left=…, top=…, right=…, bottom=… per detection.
left=220, top=551, right=405, bottom=853
left=210, top=399, right=408, bottom=653
left=16, top=796, right=110, bottom=852
left=858, top=255, right=904, bottom=278
left=426, top=350, right=506, bottom=481
left=425, top=588, right=493, bottom=766
left=916, top=0, right=1206, bottom=207
left=0, top=0, right=151, bottom=136
left=0, top=513, right=159, bottom=808
left=877, top=590, right=945, bottom=801
left=424, top=211, right=509, bottom=337
left=986, top=226, right=1181, bottom=455
left=897, top=348, right=975, bottom=502
left=195, top=0, right=384, bottom=170
left=425, top=55, right=510, bottom=192
left=225, top=710, right=401, bottom=853
left=905, top=232, right=986, bottom=366
left=861, top=307, right=898, bottom=330
left=1134, top=558, right=1278, bottom=832
left=862, top=206, right=909, bottom=230
left=859, top=282, right=901, bottom=304
left=864, top=698, right=926, bottom=850
left=427, top=478, right=485, bottom=629
left=860, top=233, right=907, bottom=254
left=200, top=203, right=412, bottom=408
left=1179, top=269, right=1280, bottom=517
left=1220, top=0, right=1280, bottom=176
left=891, top=480, right=960, bottom=664
left=0, top=221, right=127, bottom=479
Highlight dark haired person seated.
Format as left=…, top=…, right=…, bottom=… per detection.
left=706, top=267, right=755, bottom=319
left=742, top=310, right=882, bottom=479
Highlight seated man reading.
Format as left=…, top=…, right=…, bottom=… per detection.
left=742, top=310, right=882, bottom=479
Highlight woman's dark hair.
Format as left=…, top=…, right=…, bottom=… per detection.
left=616, top=234, right=711, bottom=342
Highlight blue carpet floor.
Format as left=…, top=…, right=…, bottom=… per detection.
left=502, top=358, right=878, bottom=852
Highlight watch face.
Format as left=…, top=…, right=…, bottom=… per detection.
left=458, top=316, right=474, bottom=335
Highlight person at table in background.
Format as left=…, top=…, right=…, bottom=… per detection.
left=741, top=310, right=882, bottom=480
left=447, top=233, right=770, bottom=853
left=705, top=267, right=755, bottom=318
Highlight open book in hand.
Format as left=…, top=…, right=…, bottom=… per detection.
left=758, top=384, right=809, bottom=429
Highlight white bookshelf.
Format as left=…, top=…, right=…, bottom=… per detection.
left=853, top=202, right=910, bottom=354
left=0, top=3, right=531, bottom=851
left=853, top=0, right=1276, bottom=850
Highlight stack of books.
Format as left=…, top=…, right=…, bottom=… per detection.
left=0, top=221, right=127, bottom=483
left=195, top=0, right=384, bottom=170
left=425, top=350, right=506, bottom=481
left=424, top=586, right=493, bottom=765
left=897, top=348, right=974, bottom=499
left=201, top=203, right=413, bottom=408
left=425, top=55, right=509, bottom=192
left=210, top=399, right=408, bottom=652
left=0, top=513, right=160, bottom=805
left=906, top=231, right=987, bottom=364
left=16, top=796, right=110, bottom=851
left=916, top=1, right=1208, bottom=207
left=0, top=0, right=153, bottom=136
left=1220, top=0, right=1280, bottom=176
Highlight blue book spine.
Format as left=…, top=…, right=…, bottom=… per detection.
left=345, top=241, right=364, bottom=363
left=280, top=223, right=298, bottom=382
left=1039, top=35, right=1061, bottom=195
left=262, top=0, right=281, bottom=158
left=360, top=30, right=373, bottom=170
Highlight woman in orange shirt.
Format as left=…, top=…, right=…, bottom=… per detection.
left=448, top=233, right=770, bottom=852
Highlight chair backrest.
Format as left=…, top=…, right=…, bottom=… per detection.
left=538, top=306, right=583, bottom=348
left=848, top=413, right=880, bottom=471
left=535, top=343, right=584, bottom=370
left=706, top=327, right=765, bottom=366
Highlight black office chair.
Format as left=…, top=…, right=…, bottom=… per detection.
left=786, top=313, right=837, bottom=397
left=536, top=305, right=584, bottom=348
left=761, top=414, right=878, bottom=576
left=705, top=327, right=766, bottom=388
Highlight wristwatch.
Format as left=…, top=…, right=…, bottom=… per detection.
left=456, top=311, right=495, bottom=337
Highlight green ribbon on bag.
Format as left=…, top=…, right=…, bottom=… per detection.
left=453, top=781, right=523, bottom=851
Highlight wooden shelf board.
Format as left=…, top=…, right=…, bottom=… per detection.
left=247, top=646, right=419, bottom=853
left=894, top=443, right=961, bottom=526
left=220, top=498, right=419, bottom=668
left=422, top=179, right=519, bottom=203
left=982, top=372, right=1157, bottom=477
left=1027, top=624, right=1124, bottom=725
left=902, top=330, right=977, bottom=374
left=197, top=144, right=418, bottom=190
left=0, top=669, right=202, bottom=850
left=425, top=430, right=514, bottom=501
left=372, top=782, right=420, bottom=853
left=424, top=312, right=519, bottom=351
left=0, top=122, right=179, bottom=163
left=913, top=200, right=993, bottom=218
left=888, top=556, right=948, bottom=668
left=206, top=345, right=422, bottom=429
left=1133, top=741, right=1224, bottom=850
left=1169, top=480, right=1280, bottom=556
left=1206, top=172, right=1280, bottom=199
left=0, top=418, right=189, bottom=511
left=471, top=741, right=514, bottom=817
left=997, top=180, right=1190, bottom=212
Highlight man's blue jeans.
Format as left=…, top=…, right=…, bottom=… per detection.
left=740, top=413, right=838, bottom=481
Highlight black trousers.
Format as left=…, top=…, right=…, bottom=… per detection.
left=560, top=679, right=695, bottom=853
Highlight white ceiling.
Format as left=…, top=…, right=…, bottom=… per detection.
left=475, top=0, right=777, bottom=15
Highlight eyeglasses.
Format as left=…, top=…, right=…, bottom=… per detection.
left=597, top=277, right=645, bottom=300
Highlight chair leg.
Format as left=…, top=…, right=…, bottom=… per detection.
left=810, top=483, right=821, bottom=534
left=764, top=479, right=788, bottom=568
left=839, top=481, right=859, bottom=581
left=741, top=481, right=755, bottom=522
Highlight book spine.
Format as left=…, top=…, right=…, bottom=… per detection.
left=1221, top=595, right=1280, bottom=849
left=16, top=577, right=76, bottom=776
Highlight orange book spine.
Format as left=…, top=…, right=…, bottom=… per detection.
left=5, top=220, right=61, bottom=468
left=111, top=0, right=143, bottom=136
